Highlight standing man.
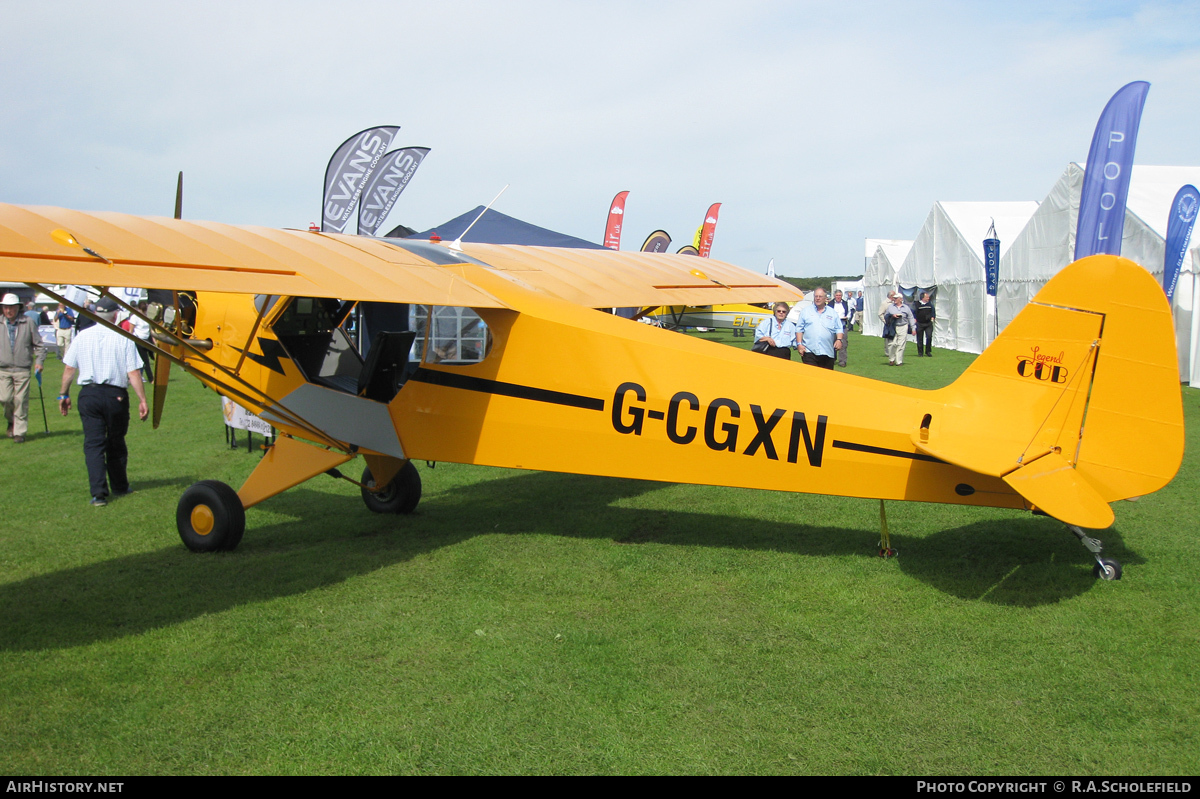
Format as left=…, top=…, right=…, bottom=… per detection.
left=24, top=301, right=46, bottom=326
left=58, top=297, right=149, bottom=506
left=881, top=293, right=916, bottom=366
left=795, top=288, right=844, bottom=370
left=76, top=300, right=97, bottom=332
left=1, top=293, right=47, bottom=443
left=830, top=290, right=851, bottom=368
left=53, top=303, right=75, bottom=359
left=914, top=292, right=936, bottom=357
left=878, top=290, right=897, bottom=355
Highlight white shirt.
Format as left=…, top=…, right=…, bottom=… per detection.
left=64, top=325, right=142, bottom=388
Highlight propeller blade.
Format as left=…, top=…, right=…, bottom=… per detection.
left=152, top=351, right=171, bottom=429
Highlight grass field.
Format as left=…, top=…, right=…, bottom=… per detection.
left=2, top=330, right=1197, bottom=775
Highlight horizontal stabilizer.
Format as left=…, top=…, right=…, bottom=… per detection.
left=1002, top=452, right=1114, bottom=529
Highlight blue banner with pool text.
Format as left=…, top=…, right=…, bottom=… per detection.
left=1075, top=81, right=1150, bottom=261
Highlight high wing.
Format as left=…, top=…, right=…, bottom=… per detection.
left=0, top=204, right=803, bottom=308
left=455, top=243, right=792, bottom=309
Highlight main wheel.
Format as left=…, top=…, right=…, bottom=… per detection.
left=361, top=462, right=421, bottom=514
left=1093, top=558, right=1123, bottom=581
left=177, top=480, right=246, bottom=552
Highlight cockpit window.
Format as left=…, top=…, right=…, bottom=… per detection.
left=273, top=296, right=343, bottom=337
left=265, top=297, right=363, bottom=395
left=410, top=306, right=491, bottom=365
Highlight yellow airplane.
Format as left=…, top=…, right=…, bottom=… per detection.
left=644, top=302, right=780, bottom=332
left=0, top=204, right=1183, bottom=580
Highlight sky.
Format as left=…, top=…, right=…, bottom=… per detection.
left=1, top=1, right=1198, bottom=277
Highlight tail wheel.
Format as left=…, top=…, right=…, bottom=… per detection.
left=177, top=480, right=246, bottom=552
left=1093, top=558, right=1123, bottom=581
left=361, top=462, right=421, bottom=514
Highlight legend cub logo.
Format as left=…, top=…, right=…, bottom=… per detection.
left=1016, top=346, right=1068, bottom=383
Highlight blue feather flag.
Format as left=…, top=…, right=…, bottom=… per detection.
left=1075, top=82, right=1150, bottom=260
left=1163, top=185, right=1199, bottom=302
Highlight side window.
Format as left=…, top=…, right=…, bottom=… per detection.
left=409, top=306, right=491, bottom=365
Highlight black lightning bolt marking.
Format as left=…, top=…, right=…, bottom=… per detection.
left=232, top=337, right=290, bottom=376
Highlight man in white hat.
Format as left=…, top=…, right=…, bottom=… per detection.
left=0, top=292, right=47, bottom=443
left=58, top=296, right=149, bottom=506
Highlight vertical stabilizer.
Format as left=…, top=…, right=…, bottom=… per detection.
left=914, top=255, right=1183, bottom=525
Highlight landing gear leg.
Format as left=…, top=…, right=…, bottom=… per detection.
left=1067, top=525, right=1122, bottom=580
left=877, top=499, right=897, bottom=558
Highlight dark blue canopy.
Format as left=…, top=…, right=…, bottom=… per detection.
left=406, top=207, right=604, bottom=249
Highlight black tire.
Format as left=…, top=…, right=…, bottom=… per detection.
left=1093, top=558, right=1123, bottom=581
left=361, top=462, right=421, bottom=514
left=177, top=480, right=246, bottom=552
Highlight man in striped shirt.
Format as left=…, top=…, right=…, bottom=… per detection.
left=58, top=297, right=149, bottom=507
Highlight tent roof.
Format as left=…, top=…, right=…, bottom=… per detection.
left=864, top=241, right=910, bottom=289
left=935, top=201, right=1039, bottom=262
left=999, top=163, right=1200, bottom=277
left=874, top=240, right=913, bottom=271
left=408, top=206, right=605, bottom=249
left=1112, top=164, right=1200, bottom=238
left=864, top=238, right=911, bottom=258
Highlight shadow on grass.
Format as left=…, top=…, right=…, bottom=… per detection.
left=0, top=471, right=1137, bottom=651
left=895, top=517, right=1142, bottom=606
left=21, top=429, right=78, bottom=441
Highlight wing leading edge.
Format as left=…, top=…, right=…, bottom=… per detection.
left=0, top=204, right=801, bottom=309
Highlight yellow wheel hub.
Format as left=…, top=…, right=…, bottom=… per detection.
left=191, top=504, right=215, bottom=536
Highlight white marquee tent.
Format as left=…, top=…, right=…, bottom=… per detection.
left=1190, top=245, right=1200, bottom=388
left=999, top=163, right=1200, bottom=381
left=862, top=239, right=912, bottom=337
left=897, top=201, right=1039, bottom=354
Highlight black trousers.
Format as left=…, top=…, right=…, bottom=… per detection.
left=802, top=352, right=836, bottom=369
left=78, top=383, right=130, bottom=499
left=760, top=345, right=791, bottom=360
left=917, top=324, right=934, bottom=354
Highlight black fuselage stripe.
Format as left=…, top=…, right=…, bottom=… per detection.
left=832, top=440, right=947, bottom=463
left=409, top=368, right=605, bottom=411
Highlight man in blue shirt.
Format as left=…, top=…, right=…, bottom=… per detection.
left=53, top=303, right=75, bottom=359
left=795, top=288, right=844, bottom=370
